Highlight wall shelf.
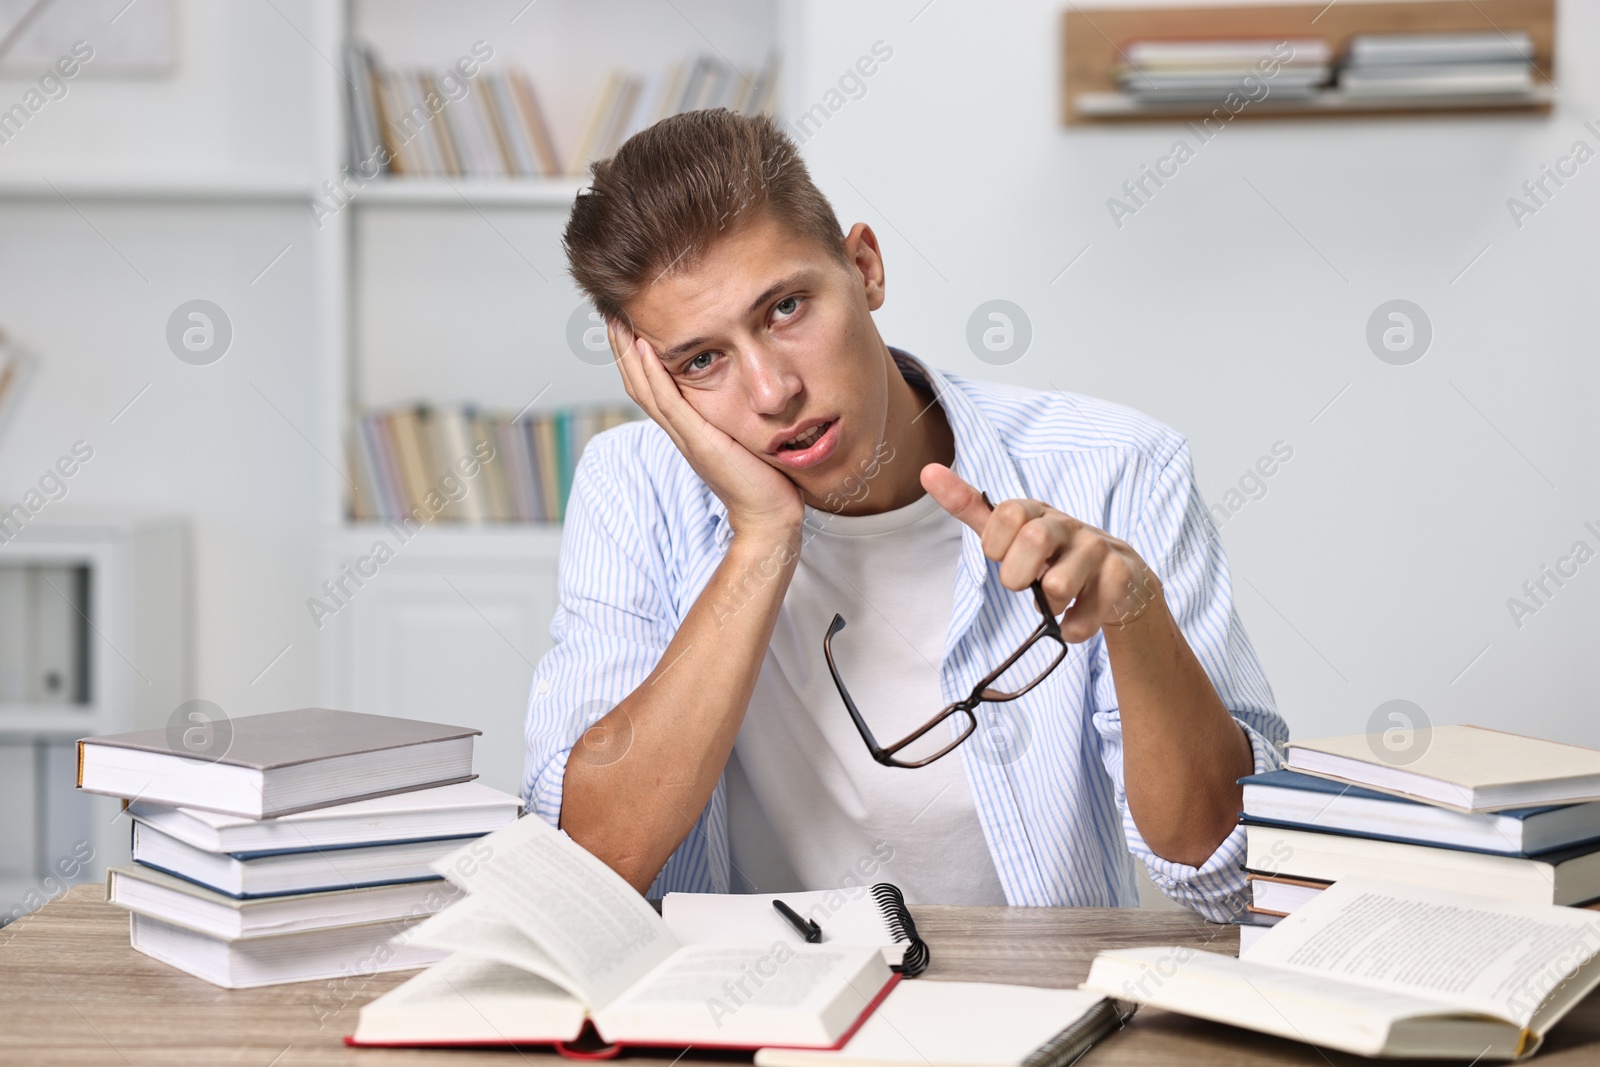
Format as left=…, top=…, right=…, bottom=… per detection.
left=348, top=178, right=588, bottom=207
left=0, top=176, right=317, bottom=202
left=1061, top=0, right=1556, bottom=125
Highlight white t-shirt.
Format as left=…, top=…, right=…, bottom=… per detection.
left=724, top=489, right=1008, bottom=905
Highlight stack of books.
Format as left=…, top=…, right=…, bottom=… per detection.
left=348, top=402, right=639, bottom=524
left=78, top=708, right=523, bottom=988
left=1239, top=724, right=1600, bottom=953
left=1338, top=31, right=1536, bottom=99
left=345, top=42, right=780, bottom=181
left=1115, top=38, right=1332, bottom=104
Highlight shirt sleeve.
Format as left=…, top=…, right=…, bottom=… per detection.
left=520, top=431, right=679, bottom=827
left=1088, top=437, right=1289, bottom=922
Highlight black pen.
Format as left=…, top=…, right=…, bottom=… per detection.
left=772, top=898, right=823, bottom=943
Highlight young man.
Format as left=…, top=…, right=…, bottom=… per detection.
left=523, top=110, right=1288, bottom=920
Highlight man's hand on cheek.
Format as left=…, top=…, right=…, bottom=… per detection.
left=920, top=462, right=1164, bottom=642
left=609, top=319, right=804, bottom=541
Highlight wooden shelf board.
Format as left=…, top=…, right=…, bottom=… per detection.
left=1074, top=83, right=1554, bottom=122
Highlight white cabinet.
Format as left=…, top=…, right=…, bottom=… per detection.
left=316, top=525, right=561, bottom=798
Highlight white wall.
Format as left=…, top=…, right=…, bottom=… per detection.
left=1, top=0, right=1594, bottom=754
left=788, top=0, right=1600, bottom=746
left=0, top=1, right=334, bottom=720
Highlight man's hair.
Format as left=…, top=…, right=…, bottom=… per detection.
left=563, top=108, right=849, bottom=323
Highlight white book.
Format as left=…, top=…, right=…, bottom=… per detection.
left=1236, top=922, right=1271, bottom=956
left=127, top=781, right=520, bottom=854
left=452, top=82, right=507, bottom=177
left=1286, top=725, right=1600, bottom=811
left=432, top=406, right=484, bottom=522
left=1339, top=63, right=1533, bottom=97
left=1125, top=39, right=1332, bottom=69
left=131, top=821, right=474, bottom=898
left=1084, top=877, right=1600, bottom=1060
left=107, top=863, right=461, bottom=939
left=1249, top=874, right=1328, bottom=916
left=349, top=815, right=895, bottom=1052
left=78, top=707, right=478, bottom=818
left=662, top=885, right=927, bottom=971
left=753, top=981, right=1128, bottom=1067
left=484, top=73, right=540, bottom=177
left=1246, top=823, right=1600, bottom=905
left=1242, top=770, right=1600, bottom=855
left=1348, top=32, right=1534, bottom=67
left=130, top=910, right=443, bottom=989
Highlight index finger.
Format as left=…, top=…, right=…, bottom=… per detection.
left=920, top=462, right=992, bottom=534
left=607, top=317, right=636, bottom=363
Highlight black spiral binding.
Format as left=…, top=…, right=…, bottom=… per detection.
left=870, top=883, right=930, bottom=977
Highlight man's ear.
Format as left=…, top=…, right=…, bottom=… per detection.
left=842, top=222, right=885, bottom=311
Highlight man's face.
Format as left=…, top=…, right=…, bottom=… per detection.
left=619, top=210, right=889, bottom=507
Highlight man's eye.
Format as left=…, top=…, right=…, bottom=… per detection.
left=775, top=296, right=802, bottom=318
left=686, top=352, right=716, bottom=373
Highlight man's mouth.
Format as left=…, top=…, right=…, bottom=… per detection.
left=779, top=421, right=833, bottom=450
left=770, top=419, right=841, bottom=470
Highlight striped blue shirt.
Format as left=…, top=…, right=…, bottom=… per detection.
left=522, top=347, right=1289, bottom=920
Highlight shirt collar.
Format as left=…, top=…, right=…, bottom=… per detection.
left=704, top=346, right=1029, bottom=576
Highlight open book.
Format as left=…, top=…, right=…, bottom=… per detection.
left=347, top=815, right=897, bottom=1054
left=1082, top=876, right=1600, bottom=1060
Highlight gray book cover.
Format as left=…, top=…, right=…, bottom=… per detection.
left=79, top=708, right=480, bottom=770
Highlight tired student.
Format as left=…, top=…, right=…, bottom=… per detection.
left=522, top=110, right=1288, bottom=919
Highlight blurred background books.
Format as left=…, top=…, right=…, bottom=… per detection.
left=348, top=403, right=639, bottom=524
left=345, top=41, right=780, bottom=181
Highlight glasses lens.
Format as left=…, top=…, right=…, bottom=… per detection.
left=982, top=634, right=1066, bottom=700
left=885, top=705, right=976, bottom=766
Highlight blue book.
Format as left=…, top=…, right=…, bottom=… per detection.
left=1241, top=769, right=1600, bottom=857
left=131, top=821, right=479, bottom=899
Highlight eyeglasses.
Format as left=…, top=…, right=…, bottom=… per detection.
left=823, top=494, right=1068, bottom=768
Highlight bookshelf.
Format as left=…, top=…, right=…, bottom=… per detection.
left=1062, top=0, right=1556, bottom=124
left=321, top=0, right=791, bottom=793
left=341, top=0, right=789, bottom=533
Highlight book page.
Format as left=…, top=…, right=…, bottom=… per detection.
left=663, top=890, right=896, bottom=948
left=1082, top=946, right=1494, bottom=1058
left=407, top=892, right=582, bottom=1000
left=432, top=815, right=677, bottom=1009
left=595, top=942, right=885, bottom=1047
left=352, top=952, right=587, bottom=1045
left=1248, top=877, right=1600, bottom=1027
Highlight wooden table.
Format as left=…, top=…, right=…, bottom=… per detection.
left=5, top=885, right=1600, bottom=1064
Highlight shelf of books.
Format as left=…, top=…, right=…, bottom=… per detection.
left=338, top=17, right=783, bottom=529
left=1061, top=0, right=1555, bottom=124
left=342, top=37, right=781, bottom=195
left=348, top=402, right=641, bottom=527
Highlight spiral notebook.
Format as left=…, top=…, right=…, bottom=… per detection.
left=662, top=883, right=931, bottom=976
left=752, top=981, right=1134, bottom=1067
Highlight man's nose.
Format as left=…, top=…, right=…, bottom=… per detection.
left=745, top=347, right=802, bottom=416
